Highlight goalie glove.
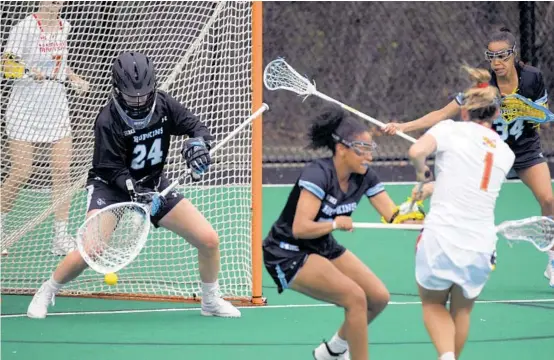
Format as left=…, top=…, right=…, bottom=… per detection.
left=382, top=197, right=426, bottom=224
left=125, top=179, right=167, bottom=216
left=181, top=137, right=212, bottom=181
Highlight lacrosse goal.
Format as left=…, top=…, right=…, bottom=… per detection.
left=1, top=1, right=264, bottom=305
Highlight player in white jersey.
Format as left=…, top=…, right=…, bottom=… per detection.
left=408, top=66, right=515, bottom=360
left=1, top=1, right=89, bottom=255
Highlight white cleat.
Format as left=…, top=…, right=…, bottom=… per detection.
left=27, top=282, right=57, bottom=319
left=200, top=290, right=241, bottom=318
left=51, top=236, right=75, bottom=256
left=313, top=341, right=350, bottom=360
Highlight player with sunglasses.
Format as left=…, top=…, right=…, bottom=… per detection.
left=384, top=27, right=553, bottom=286
left=263, top=107, right=425, bottom=360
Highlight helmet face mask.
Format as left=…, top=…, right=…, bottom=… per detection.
left=111, top=52, right=157, bottom=130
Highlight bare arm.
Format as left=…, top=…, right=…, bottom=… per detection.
left=291, top=190, right=336, bottom=239
left=409, top=133, right=437, bottom=182
left=65, top=66, right=89, bottom=93
left=403, top=100, right=461, bottom=132
left=368, top=191, right=397, bottom=223
left=65, top=67, right=80, bottom=81
left=411, top=182, right=435, bottom=201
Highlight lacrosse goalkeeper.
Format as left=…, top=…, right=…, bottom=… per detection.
left=262, top=107, right=424, bottom=360
left=27, top=52, right=240, bottom=319
left=384, top=27, right=554, bottom=286
left=408, top=71, right=516, bottom=360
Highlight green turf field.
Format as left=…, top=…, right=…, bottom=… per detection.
left=2, top=182, right=553, bottom=360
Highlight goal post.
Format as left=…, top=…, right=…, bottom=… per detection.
left=251, top=1, right=264, bottom=305
left=1, top=1, right=265, bottom=306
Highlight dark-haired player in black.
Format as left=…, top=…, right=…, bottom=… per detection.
left=27, top=52, right=241, bottom=319
left=263, top=108, right=426, bottom=360
left=384, top=27, right=554, bottom=286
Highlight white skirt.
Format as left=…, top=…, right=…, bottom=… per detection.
left=415, top=228, right=496, bottom=299
left=5, top=81, right=70, bottom=143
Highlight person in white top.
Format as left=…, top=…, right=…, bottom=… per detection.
left=408, top=66, right=515, bottom=360
left=1, top=1, right=89, bottom=255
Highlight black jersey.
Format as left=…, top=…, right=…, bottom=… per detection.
left=265, top=157, right=385, bottom=253
left=456, top=63, right=548, bottom=155
left=88, top=90, right=213, bottom=191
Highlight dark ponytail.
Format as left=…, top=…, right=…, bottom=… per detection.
left=308, top=107, right=367, bottom=153
left=488, top=27, right=517, bottom=49
left=308, top=107, right=344, bottom=151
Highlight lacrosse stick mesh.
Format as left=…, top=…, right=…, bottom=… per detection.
left=497, top=216, right=554, bottom=252
left=263, top=58, right=315, bottom=95
left=76, top=203, right=151, bottom=275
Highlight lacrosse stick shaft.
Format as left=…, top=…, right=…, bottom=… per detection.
left=355, top=217, right=554, bottom=253
left=314, top=90, right=417, bottom=143
left=352, top=222, right=424, bottom=230
left=411, top=169, right=432, bottom=207
left=160, top=103, right=269, bottom=196
left=410, top=182, right=425, bottom=208
left=263, top=58, right=416, bottom=143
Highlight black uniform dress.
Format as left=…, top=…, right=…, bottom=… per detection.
left=86, top=90, right=213, bottom=227
left=456, top=62, right=548, bottom=178
left=263, top=157, right=386, bottom=293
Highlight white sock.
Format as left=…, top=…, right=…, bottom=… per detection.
left=202, top=281, right=219, bottom=300
left=439, top=352, right=456, bottom=360
left=548, top=250, right=554, bottom=262
left=327, top=332, right=348, bottom=354
left=54, top=221, right=68, bottom=240
left=47, top=276, right=64, bottom=293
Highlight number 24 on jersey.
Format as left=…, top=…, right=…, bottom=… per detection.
left=131, top=138, right=163, bottom=170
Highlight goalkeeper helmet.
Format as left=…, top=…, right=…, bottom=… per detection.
left=112, top=52, right=157, bottom=130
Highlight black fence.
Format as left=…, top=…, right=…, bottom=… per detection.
left=262, top=1, right=554, bottom=164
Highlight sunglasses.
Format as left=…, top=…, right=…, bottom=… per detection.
left=332, top=133, right=377, bottom=156
left=485, top=46, right=515, bottom=62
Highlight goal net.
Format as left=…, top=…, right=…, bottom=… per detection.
left=1, top=1, right=263, bottom=304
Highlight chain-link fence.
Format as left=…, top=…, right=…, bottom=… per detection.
left=262, top=1, right=554, bottom=163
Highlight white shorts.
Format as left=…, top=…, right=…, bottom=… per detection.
left=415, top=229, right=496, bottom=299
left=5, top=81, right=70, bottom=143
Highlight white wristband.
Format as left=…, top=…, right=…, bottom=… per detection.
left=332, top=220, right=337, bottom=230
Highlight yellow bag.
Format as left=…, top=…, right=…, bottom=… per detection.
left=2, top=53, right=25, bottom=79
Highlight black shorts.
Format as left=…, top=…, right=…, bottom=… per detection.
left=86, top=176, right=184, bottom=228
left=262, top=237, right=346, bottom=293
left=507, top=138, right=546, bottom=179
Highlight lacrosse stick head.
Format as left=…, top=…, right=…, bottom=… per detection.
left=497, top=216, right=554, bottom=252
left=76, top=202, right=151, bottom=274
left=263, top=58, right=316, bottom=96
left=501, top=94, right=554, bottom=123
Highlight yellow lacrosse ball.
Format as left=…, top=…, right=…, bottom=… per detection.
left=104, top=273, right=118, bottom=286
